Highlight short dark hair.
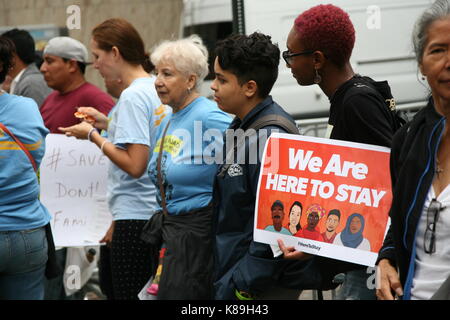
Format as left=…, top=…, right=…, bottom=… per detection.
left=1, top=29, right=36, bottom=65
left=62, top=57, right=86, bottom=75
left=215, top=32, right=280, bottom=98
left=327, top=209, right=341, bottom=220
left=271, top=200, right=284, bottom=211
left=0, top=36, right=15, bottom=83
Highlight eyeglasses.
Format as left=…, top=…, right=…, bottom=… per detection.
left=282, top=50, right=314, bottom=66
left=424, top=198, right=445, bottom=254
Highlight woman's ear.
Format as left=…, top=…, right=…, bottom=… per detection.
left=312, top=50, right=326, bottom=70
left=419, top=63, right=426, bottom=77
left=187, top=74, right=198, bottom=91
left=111, top=46, right=121, bottom=61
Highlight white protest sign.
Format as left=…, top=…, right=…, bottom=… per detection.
left=40, top=134, right=112, bottom=247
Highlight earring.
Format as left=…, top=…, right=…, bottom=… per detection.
left=314, top=69, right=322, bottom=84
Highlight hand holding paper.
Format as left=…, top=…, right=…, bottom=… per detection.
left=77, top=106, right=109, bottom=130
left=277, top=239, right=311, bottom=260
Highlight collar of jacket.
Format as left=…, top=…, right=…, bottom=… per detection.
left=22, top=63, right=41, bottom=76
left=421, top=96, right=445, bottom=126
left=229, top=95, right=274, bottom=130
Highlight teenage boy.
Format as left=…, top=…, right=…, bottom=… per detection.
left=211, top=32, right=320, bottom=300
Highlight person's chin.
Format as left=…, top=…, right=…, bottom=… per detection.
left=216, top=103, right=229, bottom=113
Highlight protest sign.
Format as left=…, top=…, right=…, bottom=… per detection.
left=40, top=134, right=112, bottom=247
left=254, top=132, right=392, bottom=267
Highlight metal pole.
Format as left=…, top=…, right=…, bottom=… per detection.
left=232, top=0, right=245, bottom=34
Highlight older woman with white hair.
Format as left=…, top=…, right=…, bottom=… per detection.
left=144, top=35, right=231, bottom=299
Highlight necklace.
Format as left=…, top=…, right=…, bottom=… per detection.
left=436, top=159, right=444, bottom=176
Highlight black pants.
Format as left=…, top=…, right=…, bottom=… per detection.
left=110, top=220, right=154, bottom=300
left=157, top=206, right=214, bottom=300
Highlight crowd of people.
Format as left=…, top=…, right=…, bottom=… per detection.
left=0, top=0, right=449, bottom=300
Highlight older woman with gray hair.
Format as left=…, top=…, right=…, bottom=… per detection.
left=145, top=35, right=231, bottom=299
left=376, top=0, right=450, bottom=300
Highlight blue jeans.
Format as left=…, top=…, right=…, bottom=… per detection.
left=335, top=268, right=377, bottom=300
left=0, top=227, right=48, bottom=300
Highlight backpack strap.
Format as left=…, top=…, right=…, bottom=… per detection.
left=247, top=114, right=299, bottom=134
left=217, top=115, right=298, bottom=178
left=345, top=76, right=406, bottom=131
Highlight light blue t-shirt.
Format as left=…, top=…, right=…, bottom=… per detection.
left=149, top=96, right=231, bottom=215
left=264, top=225, right=292, bottom=235
left=0, top=93, right=51, bottom=231
left=106, top=77, right=170, bottom=221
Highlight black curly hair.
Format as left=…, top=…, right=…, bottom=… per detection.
left=0, top=36, right=15, bottom=83
left=215, top=32, right=280, bottom=98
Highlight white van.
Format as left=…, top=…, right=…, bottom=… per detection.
left=182, top=0, right=432, bottom=121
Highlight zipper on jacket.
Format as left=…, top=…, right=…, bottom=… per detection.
left=403, top=117, right=445, bottom=299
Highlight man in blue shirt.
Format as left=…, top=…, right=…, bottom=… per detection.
left=264, top=200, right=291, bottom=235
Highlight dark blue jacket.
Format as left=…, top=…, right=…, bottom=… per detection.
left=212, top=96, right=322, bottom=299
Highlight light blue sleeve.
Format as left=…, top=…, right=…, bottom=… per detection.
left=205, top=108, right=232, bottom=134
left=202, top=108, right=231, bottom=164
left=112, top=96, right=151, bottom=147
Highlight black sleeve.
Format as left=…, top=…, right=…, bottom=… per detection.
left=376, top=125, right=409, bottom=265
left=342, top=92, right=394, bottom=148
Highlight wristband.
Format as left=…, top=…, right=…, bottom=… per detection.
left=235, top=289, right=254, bottom=300
left=87, top=128, right=96, bottom=141
left=101, top=140, right=109, bottom=154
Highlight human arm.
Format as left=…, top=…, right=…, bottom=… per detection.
left=100, top=221, right=116, bottom=247
left=375, top=130, right=406, bottom=299
left=376, top=258, right=403, bottom=300
left=58, top=121, right=149, bottom=178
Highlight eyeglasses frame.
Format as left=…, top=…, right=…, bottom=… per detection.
left=282, top=49, right=315, bottom=66
left=424, top=198, right=445, bottom=254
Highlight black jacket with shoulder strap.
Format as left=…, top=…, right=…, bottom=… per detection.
left=328, top=74, right=399, bottom=146
left=213, top=96, right=327, bottom=300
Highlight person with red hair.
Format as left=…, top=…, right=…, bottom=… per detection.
left=284, top=4, right=400, bottom=146
left=278, top=4, right=402, bottom=300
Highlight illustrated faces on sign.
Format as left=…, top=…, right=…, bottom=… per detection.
left=350, top=216, right=363, bottom=234
left=272, top=205, right=285, bottom=227
left=307, top=211, right=320, bottom=230
left=289, top=204, right=302, bottom=227
left=325, top=214, right=340, bottom=233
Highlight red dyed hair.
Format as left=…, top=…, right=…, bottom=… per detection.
left=294, top=4, right=355, bottom=66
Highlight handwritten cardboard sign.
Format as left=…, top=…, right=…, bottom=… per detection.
left=254, top=133, right=392, bottom=267
left=40, top=134, right=112, bottom=247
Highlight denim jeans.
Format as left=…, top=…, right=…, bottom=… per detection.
left=335, top=268, right=377, bottom=300
left=0, top=226, right=48, bottom=300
